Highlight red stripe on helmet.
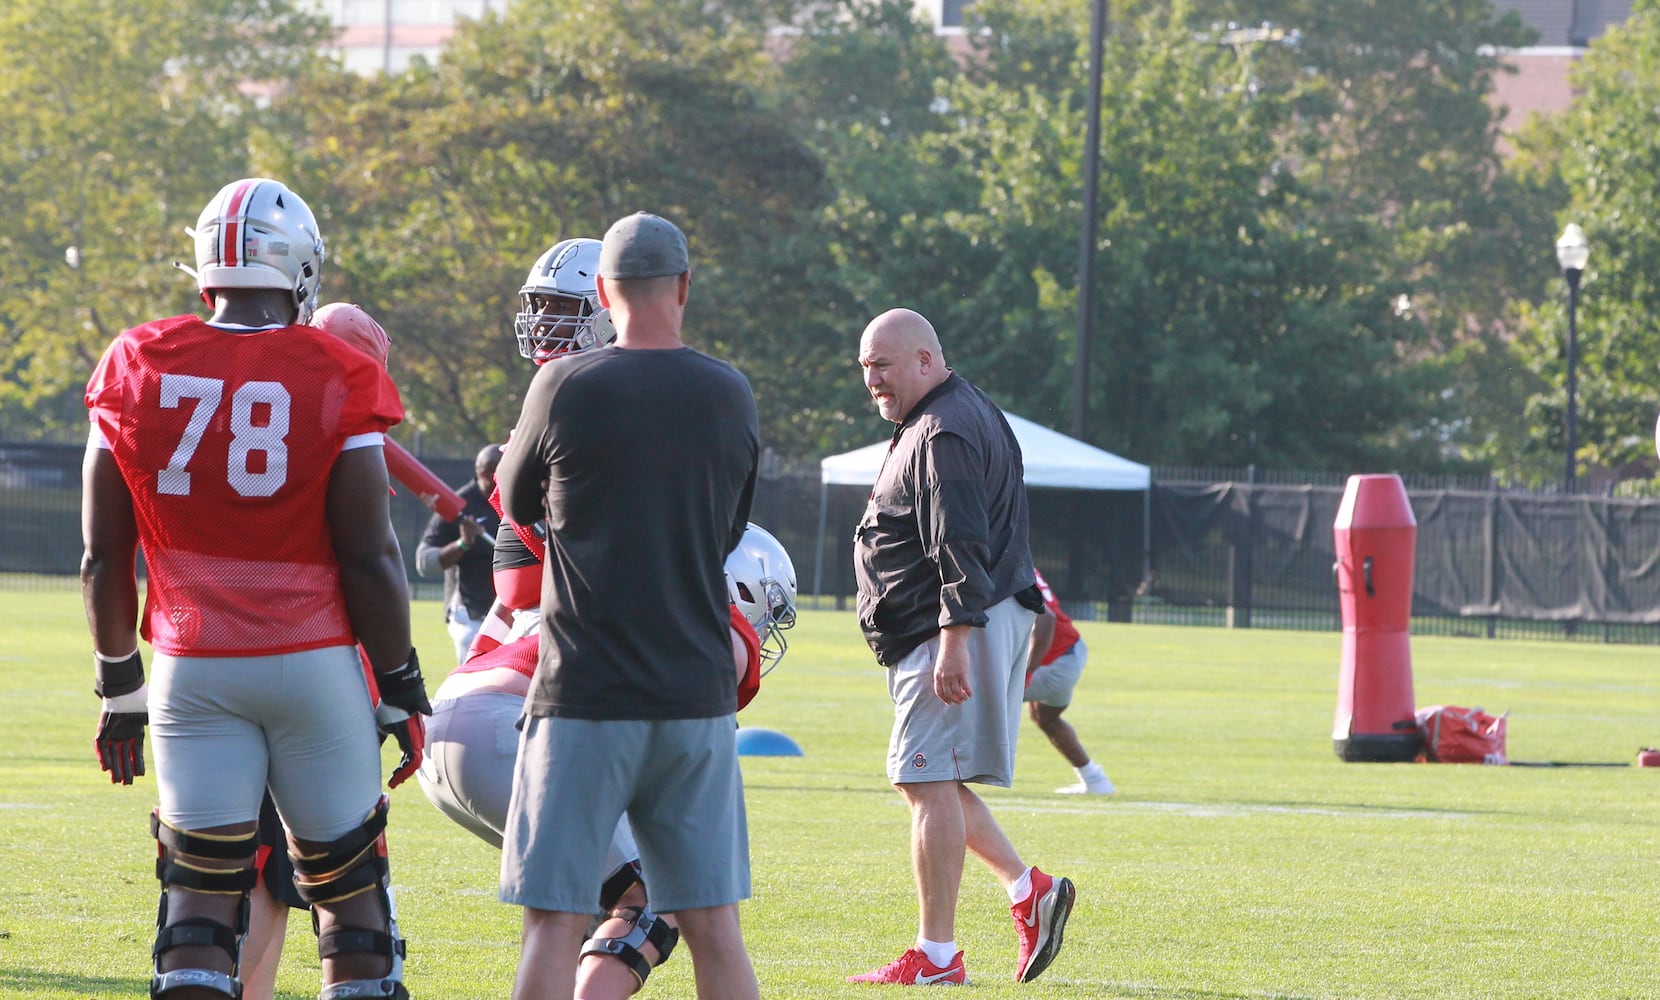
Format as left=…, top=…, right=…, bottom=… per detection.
left=220, top=180, right=259, bottom=268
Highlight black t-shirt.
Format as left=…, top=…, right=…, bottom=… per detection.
left=418, top=479, right=501, bottom=618
left=496, top=346, right=758, bottom=720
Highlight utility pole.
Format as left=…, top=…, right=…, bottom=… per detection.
left=1071, top=0, right=1107, bottom=441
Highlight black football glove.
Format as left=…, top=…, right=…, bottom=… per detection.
left=93, top=651, right=148, bottom=785
left=374, top=649, right=433, bottom=789
left=95, top=689, right=149, bottom=785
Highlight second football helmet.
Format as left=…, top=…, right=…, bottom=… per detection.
left=514, top=238, right=616, bottom=363
left=312, top=302, right=390, bottom=365
left=182, top=178, right=326, bottom=324
left=725, top=523, right=798, bottom=675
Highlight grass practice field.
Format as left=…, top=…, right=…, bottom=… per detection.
left=5, top=590, right=1660, bottom=998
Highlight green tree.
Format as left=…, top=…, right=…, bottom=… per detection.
left=801, top=0, right=1446, bottom=468
left=264, top=0, right=831, bottom=454
left=1507, top=0, right=1660, bottom=483
left=775, top=0, right=1000, bottom=452
left=904, top=0, right=1546, bottom=471
left=0, top=0, right=331, bottom=437
left=1220, top=0, right=1552, bottom=479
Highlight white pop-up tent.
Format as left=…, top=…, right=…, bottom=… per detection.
left=811, top=411, right=1151, bottom=595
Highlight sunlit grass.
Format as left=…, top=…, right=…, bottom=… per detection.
left=4, top=594, right=1659, bottom=998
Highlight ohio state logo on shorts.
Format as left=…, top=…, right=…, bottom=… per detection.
left=912, top=753, right=927, bottom=769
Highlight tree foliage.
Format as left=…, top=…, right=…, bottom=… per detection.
left=1507, top=0, right=1660, bottom=483
left=0, top=0, right=330, bottom=436
left=259, top=0, right=830, bottom=452
left=0, top=0, right=1582, bottom=482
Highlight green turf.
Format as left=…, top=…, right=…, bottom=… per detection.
left=4, top=593, right=1660, bottom=998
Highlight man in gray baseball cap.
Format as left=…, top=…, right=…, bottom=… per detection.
left=598, top=211, right=689, bottom=280
left=497, top=205, right=764, bottom=999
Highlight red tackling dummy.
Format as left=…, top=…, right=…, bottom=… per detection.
left=313, top=302, right=466, bottom=522
left=384, top=440, right=466, bottom=521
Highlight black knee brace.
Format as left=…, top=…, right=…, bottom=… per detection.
left=579, top=905, right=680, bottom=992
left=150, top=811, right=258, bottom=999
left=598, top=861, right=644, bottom=913
left=288, top=797, right=407, bottom=1000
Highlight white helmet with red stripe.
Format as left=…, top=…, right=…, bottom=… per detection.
left=725, top=523, right=798, bottom=675
left=185, top=178, right=326, bottom=324
left=514, top=238, right=615, bottom=363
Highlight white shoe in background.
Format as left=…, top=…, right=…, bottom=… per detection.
left=1056, top=778, right=1115, bottom=795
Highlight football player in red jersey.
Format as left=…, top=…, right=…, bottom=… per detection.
left=238, top=300, right=454, bottom=1000
left=81, top=178, right=429, bottom=1000
left=1025, top=568, right=1114, bottom=795
left=412, top=238, right=796, bottom=997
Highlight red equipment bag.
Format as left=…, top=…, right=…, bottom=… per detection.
left=1414, top=705, right=1508, bottom=765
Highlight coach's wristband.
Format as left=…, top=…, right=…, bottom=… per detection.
left=94, top=650, right=145, bottom=699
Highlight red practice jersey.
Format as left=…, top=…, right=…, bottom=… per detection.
left=86, top=315, right=403, bottom=657
left=732, top=603, right=762, bottom=710
left=1032, top=568, right=1081, bottom=668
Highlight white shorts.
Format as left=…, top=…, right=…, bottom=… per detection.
left=885, top=596, right=1036, bottom=787
left=447, top=605, right=483, bottom=666
left=1024, top=639, right=1088, bottom=708
left=149, top=645, right=382, bottom=841
left=417, top=691, right=638, bottom=877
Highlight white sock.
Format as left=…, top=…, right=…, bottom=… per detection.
left=1077, top=761, right=1108, bottom=785
left=1008, top=866, right=1034, bottom=904
left=918, top=937, right=958, bottom=967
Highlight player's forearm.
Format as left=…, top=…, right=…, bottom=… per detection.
left=80, top=445, right=140, bottom=654
left=80, top=550, right=139, bottom=655
left=339, top=547, right=413, bottom=674
left=1027, top=613, right=1056, bottom=673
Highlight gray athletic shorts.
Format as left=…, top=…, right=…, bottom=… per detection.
left=417, top=691, right=638, bottom=877
left=886, top=596, right=1036, bottom=788
left=149, top=645, right=382, bottom=841
left=500, top=715, right=749, bottom=915
left=1024, top=639, right=1088, bottom=708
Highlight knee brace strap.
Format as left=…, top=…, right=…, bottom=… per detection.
left=155, top=917, right=241, bottom=961
left=579, top=906, right=679, bottom=990
left=319, top=926, right=404, bottom=963
left=151, top=968, right=241, bottom=999
left=290, top=798, right=390, bottom=906
left=152, top=811, right=261, bottom=859
left=151, top=886, right=250, bottom=999
left=152, top=812, right=259, bottom=895
left=319, top=979, right=407, bottom=1000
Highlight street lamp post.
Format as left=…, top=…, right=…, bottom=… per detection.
left=1071, top=0, right=1107, bottom=441
left=1555, top=223, right=1589, bottom=493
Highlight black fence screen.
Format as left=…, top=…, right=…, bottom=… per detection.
left=0, top=442, right=474, bottom=601
left=1149, top=481, right=1660, bottom=642
left=9, top=438, right=1660, bottom=644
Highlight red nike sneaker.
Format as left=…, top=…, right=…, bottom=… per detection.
left=1011, top=868, right=1075, bottom=982
left=847, top=947, right=968, bottom=986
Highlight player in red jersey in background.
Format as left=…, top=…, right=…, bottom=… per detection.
left=81, top=177, right=429, bottom=1000
left=1025, top=568, right=1114, bottom=795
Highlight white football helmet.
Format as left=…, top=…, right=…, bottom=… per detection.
left=180, top=178, right=326, bottom=324
left=514, top=238, right=616, bottom=363
left=726, top=523, right=798, bottom=675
